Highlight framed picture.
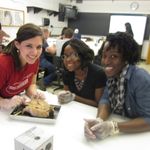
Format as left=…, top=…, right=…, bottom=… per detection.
left=0, top=7, right=24, bottom=27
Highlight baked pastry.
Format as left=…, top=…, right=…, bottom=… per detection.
left=23, top=99, right=54, bottom=118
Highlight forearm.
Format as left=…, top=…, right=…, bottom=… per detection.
left=26, top=75, right=38, bottom=97
left=118, top=118, right=150, bottom=133
left=97, top=104, right=111, bottom=120
left=0, top=96, right=7, bottom=108
left=63, top=85, right=99, bottom=107
left=75, top=95, right=98, bottom=107
left=26, top=84, right=37, bottom=98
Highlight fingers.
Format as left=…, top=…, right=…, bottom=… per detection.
left=12, top=95, right=24, bottom=104
left=84, top=132, right=96, bottom=139
left=6, top=96, right=23, bottom=109
left=58, top=92, right=70, bottom=100
left=58, top=90, right=68, bottom=96
left=91, top=123, right=102, bottom=132
left=21, top=95, right=31, bottom=105
left=32, top=91, right=45, bottom=100
left=84, top=118, right=100, bottom=126
left=58, top=97, right=66, bottom=104
left=84, top=120, right=96, bottom=139
left=58, top=91, right=72, bottom=104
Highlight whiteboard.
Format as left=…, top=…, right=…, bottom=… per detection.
left=109, top=15, right=147, bottom=45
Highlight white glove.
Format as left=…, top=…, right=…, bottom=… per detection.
left=0, top=95, right=26, bottom=110
left=31, top=90, right=45, bottom=100
left=84, top=118, right=103, bottom=139
left=85, top=120, right=119, bottom=140
left=57, top=90, right=75, bottom=104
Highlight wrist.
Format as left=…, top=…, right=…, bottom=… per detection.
left=111, top=121, right=120, bottom=135
left=72, top=93, right=76, bottom=101
left=96, top=117, right=104, bottom=123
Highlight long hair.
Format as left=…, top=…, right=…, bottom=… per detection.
left=0, top=22, right=2, bottom=30
left=2, top=23, right=43, bottom=70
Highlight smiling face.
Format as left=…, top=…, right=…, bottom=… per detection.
left=15, top=36, right=43, bottom=67
left=63, top=45, right=81, bottom=72
left=101, top=42, right=126, bottom=78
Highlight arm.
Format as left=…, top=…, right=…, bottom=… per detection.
left=97, top=104, right=150, bottom=133
left=118, top=68, right=150, bottom=133
left=26, top=74, right=45, bottom=100
left=0, top=96, right=25, bottom=110
left=96, top=104, right=150, bottom=133
left=25, top=74, right=37, bottom=98
left=64, top=85, right=104, bottom=107
left=85, top=105, right=150, bottom=140
left=97, top=104, right=111, bottom=120
left=118, top=118, right=150, bottom=133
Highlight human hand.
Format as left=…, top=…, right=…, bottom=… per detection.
left=1, top=95, right=26, bottom=110
left=57, top=90, right=75, bottom=104
left=85, top=120, right=119, bottom=140
left=31, top=90, right=45, bottom=100
left=21, top=95, right=32, bottom=105
left=84, top=118, right=103, bottom=139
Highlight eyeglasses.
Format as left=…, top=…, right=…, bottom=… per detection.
left=61, top=53, right=79, bottom=60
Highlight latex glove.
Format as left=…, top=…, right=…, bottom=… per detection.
left=0, top=95, right=26, bottom=110
left=57, top=90, right=75, bottom=104
left=21, top=95, right=32, bottom=105
left=84, top=118, right=103, bottom=139
left=88, top=120, right=119, bottom=140
left=31, top=90, right=45, bottom=100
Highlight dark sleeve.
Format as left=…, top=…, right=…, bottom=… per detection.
left=62, top=70, right=71, bottom=86
left=94, top=67, right=107, bottom=88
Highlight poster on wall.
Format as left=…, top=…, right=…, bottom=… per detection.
left=0, top=7, right=24, bottom=27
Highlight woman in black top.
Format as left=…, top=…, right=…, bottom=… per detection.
left=58, top=39, right=107, bottom=107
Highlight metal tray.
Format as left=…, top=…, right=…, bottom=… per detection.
left=10, top=104, right=61, bottom=124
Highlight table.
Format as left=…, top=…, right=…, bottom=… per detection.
left=0, top=92, right=150, bottom=150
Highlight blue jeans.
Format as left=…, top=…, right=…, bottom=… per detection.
left=40, top=58, right=56, bottom=86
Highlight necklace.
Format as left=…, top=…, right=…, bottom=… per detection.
left=74, top=67, right=88, bottom=91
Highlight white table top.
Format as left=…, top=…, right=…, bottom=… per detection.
left=0, top=92, right=150, bottom=150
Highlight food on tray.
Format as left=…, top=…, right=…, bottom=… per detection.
left=22, top=99, right=54, bottom=118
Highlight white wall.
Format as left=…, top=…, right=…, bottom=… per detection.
left=69, top=1, right=150, bottom=14
left=68, top=0, right=150, bottom=59
left=26, top=9, right=68, bottom=36
left=0, top=0, right=68, bottom=41
left=1, top=0, right=150, bottom=59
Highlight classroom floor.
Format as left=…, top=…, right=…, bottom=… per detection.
left=39, top=61, right=150, bottom=94
left=138, top=61, right=150, bottom=73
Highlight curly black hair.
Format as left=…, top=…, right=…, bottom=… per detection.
left=61, top=38, right=94, bottom=69
left=104, top=32, right=140, bottom=65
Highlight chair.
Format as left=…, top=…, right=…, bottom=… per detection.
left=51, top=55, right=64, bottom=92
left=37, top=67, right=48, bottom=81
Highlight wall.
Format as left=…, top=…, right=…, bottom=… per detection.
left=26, top=9, right=68, bottom=36
left=68, top=0, right=150, bottom=60
left=1, top=0, right=150, bottom=59
left=0, top=0, right=69, bottom=41
left=69, top=1, right=150, bottom=14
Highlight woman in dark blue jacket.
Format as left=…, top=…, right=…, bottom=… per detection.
left=84, top=32, right=150, bottom=139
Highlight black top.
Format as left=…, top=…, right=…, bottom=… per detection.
left=63, top=63, right=107, bottom=100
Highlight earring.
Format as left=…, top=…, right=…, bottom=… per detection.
left=17, top=49, right=19, bottom=53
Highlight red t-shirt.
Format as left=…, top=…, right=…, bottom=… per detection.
left=0, top=54, right=39, bottom=98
